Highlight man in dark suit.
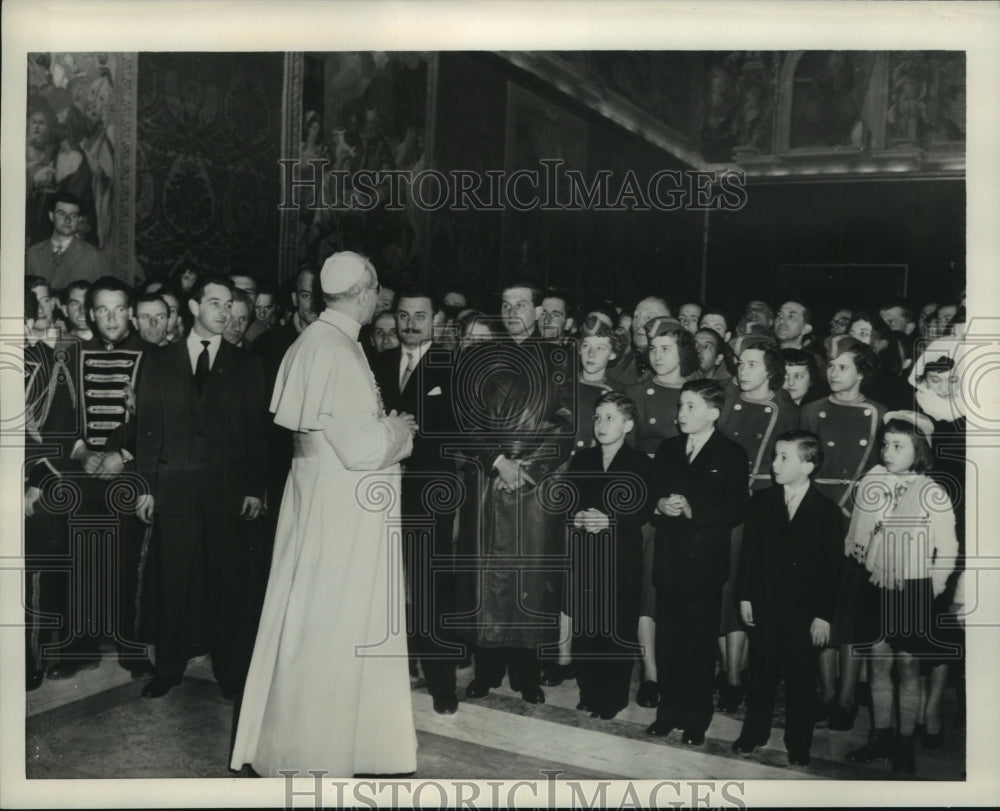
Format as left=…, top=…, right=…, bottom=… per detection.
left=372, top=287, right=462, bottom=714
left=246, top=266, right=318, bottom=588
left=646, top=378, right=750, bottom=745
left=731, top=430, right=843, bottom=766
left=135, top=275, right=268, bottom=699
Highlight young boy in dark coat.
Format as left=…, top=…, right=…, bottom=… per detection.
left=646, top=379, right=750, bottom=745
left=566, top=392, right=651, bottom=719
left=731, top=430, right=843, bottom=766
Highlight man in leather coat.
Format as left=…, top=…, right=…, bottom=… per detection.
left=452, top=281, right=576, bottom=704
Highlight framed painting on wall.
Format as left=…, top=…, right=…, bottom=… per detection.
left=279, top=51, right=436, bottom=284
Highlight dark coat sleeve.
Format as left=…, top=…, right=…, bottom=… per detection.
left=810, top=494, right=845, bottom=623
left=135, top=348, right=164, bottom=499
left=686, top=440, right=750, bottom=531
left=241, top=350, right=268, bottom=500
left=737, top=489, right=768, bottom=605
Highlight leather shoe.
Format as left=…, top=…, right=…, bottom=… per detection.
left=731, top=735, right=765, bottom=754
left=46, top=657, right=101, bottom=680
left=142, top=677, right=181, bottom=698
left=540, top=663, right=575, bottom=686
left=433, top=694, right=459, bottom=715
left=646, top=721, right=675, bottom=737
left=465, top=680, right=494, bottom=699
left=682, top=729, right=706, bottom=746
left=520, top=687, right=545, bottom=704
left=636, top=680, right=659, bottom=708
left=788, top=751, right=811, bottom=766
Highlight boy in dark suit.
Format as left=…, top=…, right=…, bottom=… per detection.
left=731, top=430, right=843, bottom=766
left=646, top=379, right=749, bottom=744
left=566, top=392, right=651, bottom=720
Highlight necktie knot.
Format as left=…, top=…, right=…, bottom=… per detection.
left=195, top=340, right=211, bottom=396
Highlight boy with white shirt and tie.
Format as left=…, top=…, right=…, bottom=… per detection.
left=731, top=430, right=843, bottom=766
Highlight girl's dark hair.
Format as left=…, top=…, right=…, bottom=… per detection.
left=918, top=354, right=955, bottom=383
left=646, top=317, right=700, bottom=378
left=882, top=418, right=934, bottom=473
left=837, top=342, right=879, bottom=379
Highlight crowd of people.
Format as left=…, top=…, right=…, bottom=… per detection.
left=23, top=193, right=968, bottom=777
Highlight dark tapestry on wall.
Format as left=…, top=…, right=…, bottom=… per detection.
left=134, top=53, right=283, bottom=284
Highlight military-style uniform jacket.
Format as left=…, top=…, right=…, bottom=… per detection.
left=720, top=382, right=800, bottom=492
left=799, top=395, right=887, bottom=514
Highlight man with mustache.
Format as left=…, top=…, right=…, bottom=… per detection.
left=373, top=288, right=462, bottom=714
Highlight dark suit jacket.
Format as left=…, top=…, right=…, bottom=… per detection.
left=252, top=319, right=301, bottom=399
left=737, top=483, right=843, bottom=625
left=568, top=442, right=652, bottom=539
left=566, top=442, right=652, bottom=636
left=649, top=429, right=750, bottom=591
left=373, top=343, right=457, bottom=518
left=136, top=339, right=267, bottom=516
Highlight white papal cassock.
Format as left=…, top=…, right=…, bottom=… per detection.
left=230, top=308, right=416, bottom=777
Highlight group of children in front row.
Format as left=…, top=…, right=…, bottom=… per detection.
left=569, top=379, right=958, bottom=774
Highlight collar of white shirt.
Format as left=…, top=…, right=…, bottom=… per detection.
left=686, top=427, right=714, bottom=461
left=186, top=331, right=223, bottom=374
left=399, top=341, right=432, bottom=378
left=783, top=479, right=811, bottom=518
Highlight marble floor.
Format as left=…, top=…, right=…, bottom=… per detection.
left=22, top=648, right=965, bottom=783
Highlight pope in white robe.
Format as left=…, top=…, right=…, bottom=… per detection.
left=230, top=252, right=417, bottom=777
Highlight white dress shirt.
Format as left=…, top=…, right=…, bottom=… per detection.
left=398, top=340, right=432, bottom=389
left=685, top=427, right=715, bottom=463
left=187, top=330, right=223, bottom=374
left=783, top=479, right=811, bottom=521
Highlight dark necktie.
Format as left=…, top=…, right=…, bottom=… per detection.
left=195, top=340, right=210, bottom=396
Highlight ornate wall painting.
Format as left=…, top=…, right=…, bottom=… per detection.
left=25, top=52, right=136, bottom=278
left=282, top=51, right=433, bottom=284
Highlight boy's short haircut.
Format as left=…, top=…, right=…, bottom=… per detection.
left=594, top=391, right=638, bottom=424
left=680, top=378, right=726, bottom=414
left=776, top=429, right=824, bottom=476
